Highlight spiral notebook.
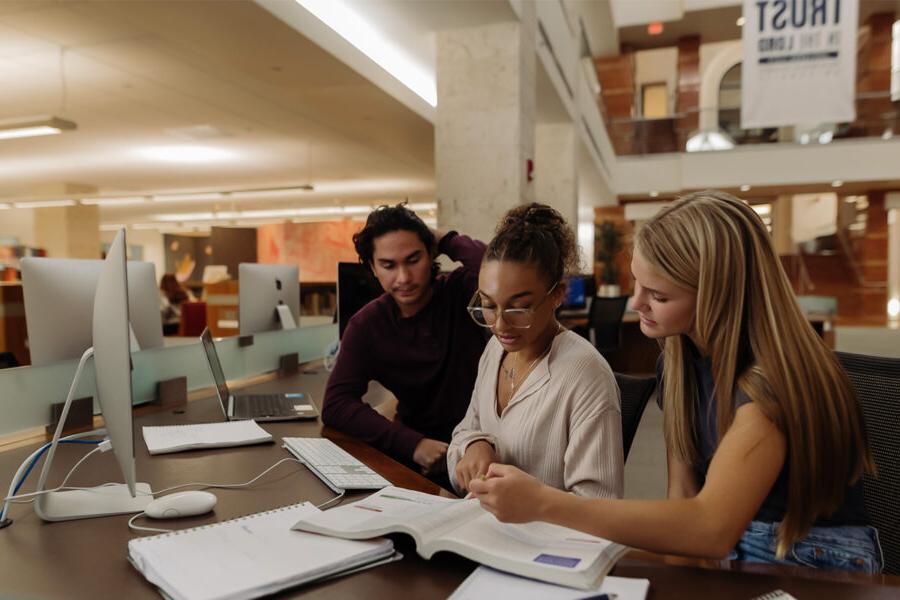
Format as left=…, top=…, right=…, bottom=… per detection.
left=127, top=502, right=396, bottom=600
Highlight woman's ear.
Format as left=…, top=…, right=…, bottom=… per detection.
left=554, top=280, right=567, bottom=307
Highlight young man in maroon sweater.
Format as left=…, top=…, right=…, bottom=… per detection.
left=322, top=204, right=487, bottom=481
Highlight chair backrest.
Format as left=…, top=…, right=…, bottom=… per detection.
left=835, top=351, right=900, bottom=575
left=615, top=372, right=657, bottom=462
left=589, top=296, right=629, bottom=352
left=0, top=351, right=19, bottom=369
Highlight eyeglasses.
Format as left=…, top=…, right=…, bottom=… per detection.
left=467, top=281, right=559, bottom=329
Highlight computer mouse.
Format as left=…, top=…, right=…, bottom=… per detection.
left=144, top=491, right=217, bottom=519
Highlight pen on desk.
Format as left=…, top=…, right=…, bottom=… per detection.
left=464, top=474, right=489, bottom=499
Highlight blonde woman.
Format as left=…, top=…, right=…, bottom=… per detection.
left=448, top=203, right=623, bottom=499
left=470, top=191, right=882, bottom=573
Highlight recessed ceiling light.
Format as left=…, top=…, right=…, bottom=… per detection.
left=736, top=17, right=746, bottom=27
left=135, top=145, right=235, bottom=163
left=832, top=180, right=844, bottom=187
left=649, top=191, right=659, bottom=198
left=740, top=184, right=751, bottom=192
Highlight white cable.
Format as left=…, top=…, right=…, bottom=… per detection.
left=148, top=457, right=303, bottom=496
left=315, top=489, right=345, bottom=510
left=128, top=512, right=171, bottom=534
left=57, top=447, right=103, bottom=490
left=1, top=428, right=107, bottom=523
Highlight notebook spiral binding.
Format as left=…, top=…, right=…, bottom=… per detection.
left=133, top=502, right=309, bottom=540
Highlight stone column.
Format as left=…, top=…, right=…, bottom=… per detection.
left=435, top=4, right=536, bottom=243
left=534, top=122, right=577, bottom=228
left=31, top=183, right=100, bottom=259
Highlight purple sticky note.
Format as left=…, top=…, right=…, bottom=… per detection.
left=533, top=553, right=582, bottom=568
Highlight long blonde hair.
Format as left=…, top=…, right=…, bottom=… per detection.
left=636, top=190, right=874, bottom=557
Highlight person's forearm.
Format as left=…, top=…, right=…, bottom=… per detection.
left=537, top=489, right=741, bottom=558
left=439, top=231, right=486, bottom=272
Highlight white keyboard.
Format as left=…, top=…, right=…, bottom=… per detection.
left=282, top=437, right=391, bottom=492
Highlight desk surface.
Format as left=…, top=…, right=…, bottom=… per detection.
left=1, top=365, right=898, bottom=599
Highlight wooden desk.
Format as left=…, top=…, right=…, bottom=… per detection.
left=1, top=366, right=897, bottom=599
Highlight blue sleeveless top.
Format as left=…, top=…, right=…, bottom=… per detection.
left=657, top=353, right=869, bottom=526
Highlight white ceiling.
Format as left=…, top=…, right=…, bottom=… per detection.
left=0, top=0, right=438, bottom=224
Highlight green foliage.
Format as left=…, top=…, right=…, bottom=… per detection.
left=595, top=220, right=623, bottom=285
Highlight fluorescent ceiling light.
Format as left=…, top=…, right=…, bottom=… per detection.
left=740, top=184, right=752, bottom=192
left=0, top=203, right=10, bottom=210
left=230, top=186, right=314, bottom=200
left=13, top=199, right=76, bottom=208
left=153, top=205, right=378, bottom=223
left=136, top=145, right=235, bottom=164
left=832, top=180, right=844, bottom=187
left=99, top=224, right=126, bottom=231
left=406, top=202, right=438, bottom=211
left=152, top=192, right=225, bottom=203
left=296, top=0, right=437, bottom=107
left=0, top=116, right=76, bottom=141
left=649, top=191, right=659, bottom=198
left=155, top=212, right=217, bottom=222
left=81, top=196, right=148, bottom=206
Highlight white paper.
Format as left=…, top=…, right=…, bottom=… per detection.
left=449, top=566, right=650, bottom=600
left=142, top=420, right=272, bottom=454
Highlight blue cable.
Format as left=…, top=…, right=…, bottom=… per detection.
left=12, top=439, right=103, bottom=496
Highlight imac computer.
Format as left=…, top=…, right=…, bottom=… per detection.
left=336, top=262, right=383, bottom=339
left=34, top=228, right=152, bottom=521
left=21, top=258, right=164, bottom=366
left=238, top=263, right=300, bottom=335
left=561, top=275, right=587, bottom=310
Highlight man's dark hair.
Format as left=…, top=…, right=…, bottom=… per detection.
left=353, top=202, right=439, bottom=278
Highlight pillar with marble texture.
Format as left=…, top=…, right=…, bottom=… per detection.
left=435, top=5, right=536, bottom=243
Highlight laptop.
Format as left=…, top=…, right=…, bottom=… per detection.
left=199, top=328, right=319, bottom=422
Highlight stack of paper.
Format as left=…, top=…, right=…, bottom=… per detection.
left=450, top=566, right=650, bottom=600
left=142, top=420, right=273, bottom=455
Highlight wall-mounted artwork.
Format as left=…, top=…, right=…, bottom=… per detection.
left=257, top=220, right=362, bottom=282
left=164, top=234, right=212, bottom=283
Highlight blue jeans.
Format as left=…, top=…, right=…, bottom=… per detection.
left=727, top=520, right=884, bottom=574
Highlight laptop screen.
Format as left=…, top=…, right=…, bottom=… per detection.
left=200, top=328, right=231, bottom=415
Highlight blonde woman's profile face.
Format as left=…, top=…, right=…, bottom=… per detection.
left=630, top=249, right=697, bottom=341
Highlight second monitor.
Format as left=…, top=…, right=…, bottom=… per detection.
left=238, top=264, right=300, bottom=335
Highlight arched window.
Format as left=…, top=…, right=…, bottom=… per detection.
left=717, top=62, right=779, bottom=145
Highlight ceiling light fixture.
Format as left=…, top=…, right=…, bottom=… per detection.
left=12, top=199, right=77, bottom=208
left=832, top=180, right=844, bottom=188
left=152, top=192, right=225, bottom=203
left=0, top=203, right=11, bottom=210
left=0, top=115, right=76, bottom=141
left=296, top=0, right=437, bottom=107
left=649, top=191, right=659, bottom=198
left=736, top=17, right=746, bottom=27
left=740, top=184, right=752, bottom=192
left=81, top=196, right=149, bottom=206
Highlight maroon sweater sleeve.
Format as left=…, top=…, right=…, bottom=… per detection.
left=322, top=312, right=425, bottom=461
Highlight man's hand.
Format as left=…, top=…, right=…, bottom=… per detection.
left=413, top=438, right=449, bottom=474
left=454, top=440, right=499, bottom=492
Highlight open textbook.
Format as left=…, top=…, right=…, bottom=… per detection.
left=291, top=487, right=629, bottom=590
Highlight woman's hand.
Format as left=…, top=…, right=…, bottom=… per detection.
left=468, top=463, right=550, bottom=523
left=454, top=440, right=499, bottom=492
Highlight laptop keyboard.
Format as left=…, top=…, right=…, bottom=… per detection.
left=239, top=394, right=297, bottom=417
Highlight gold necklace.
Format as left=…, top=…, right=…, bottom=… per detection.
left=501, top=324, right=562, bottom=394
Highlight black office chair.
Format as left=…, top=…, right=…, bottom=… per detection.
left=0, top=352, right=19, bottom=369
left=589, top=296, right=629, bottom=355
left=615, top=372, right=657, bottom=463
left=836, top=351, right=900, bottom=575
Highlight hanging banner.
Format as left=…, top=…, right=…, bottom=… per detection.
left=741, top=0, right=858, bottom=128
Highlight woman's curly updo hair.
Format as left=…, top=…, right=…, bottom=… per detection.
left=485, top=202, right=580, bottom=286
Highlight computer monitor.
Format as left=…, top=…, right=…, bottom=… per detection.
left=561, top=275, right=588, bottom=310
left=34, top=228, right=152, bottom=521
left=337, top=262, right=383, bottom=339
left=238, top=263, right=300, bottom=335
left=21, top=258, right=164, bottom=366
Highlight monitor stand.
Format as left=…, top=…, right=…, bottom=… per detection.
left=33, top=347, right=153, bottom=522
left=276, top=304, right=297, bottom=330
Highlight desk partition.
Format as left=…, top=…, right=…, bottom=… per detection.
left=0, top=324, right=337, bottom=438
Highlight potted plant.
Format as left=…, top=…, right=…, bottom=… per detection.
left=595, top=220, right=623, bottom=297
